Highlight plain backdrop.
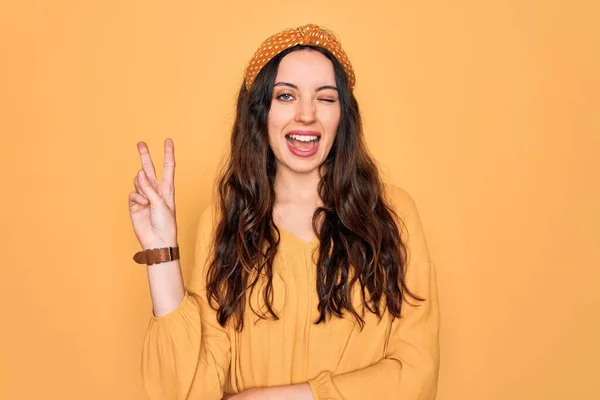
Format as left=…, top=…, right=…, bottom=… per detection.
left=1, top=1, right=598, bottom=399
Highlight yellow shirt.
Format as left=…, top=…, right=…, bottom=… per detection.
left=141, top=185, right=440, bottom=400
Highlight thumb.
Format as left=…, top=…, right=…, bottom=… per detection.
left=137, top=170, right=163, bottom=205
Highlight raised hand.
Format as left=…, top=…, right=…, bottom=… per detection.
left=129, top=138, right=178, bottom=251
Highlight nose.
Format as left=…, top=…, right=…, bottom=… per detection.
left=294, top=97, right=316, bottom=124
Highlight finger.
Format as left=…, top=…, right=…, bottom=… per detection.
left=162, top=138, right=176, bottom=187
left=137, top=141, right=158, bottom=183
left=128, top=191, right=149, bottom=208
left=133, top=176, right=148, bottom=199
left=137, top=169, right=163, bottom=205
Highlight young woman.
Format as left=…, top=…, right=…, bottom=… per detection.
left=129, top=24, right=440, bottom=400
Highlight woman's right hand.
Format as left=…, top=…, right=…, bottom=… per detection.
left=129, top=138, right=178, bottom=251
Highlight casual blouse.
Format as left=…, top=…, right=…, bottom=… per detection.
left=141, top=184, right=440, bottom=400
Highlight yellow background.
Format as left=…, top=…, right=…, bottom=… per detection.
left=1, top=1, right=598, bottom=399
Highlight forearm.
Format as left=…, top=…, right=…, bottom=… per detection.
left=224, top=383, right=313, bottom=400
left=262, top=383, right=313, bottom=400
left=146, top=259, right=186, bottom=317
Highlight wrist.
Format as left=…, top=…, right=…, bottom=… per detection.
left=134, top=245, right=180, bottom=266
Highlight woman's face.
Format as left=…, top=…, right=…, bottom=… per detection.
left=267, top=49, right=341, bottom=175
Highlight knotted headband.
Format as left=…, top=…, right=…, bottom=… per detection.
left=244, top=24, right=356, bottom=91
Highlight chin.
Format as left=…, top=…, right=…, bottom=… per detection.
left=282, top=158, right=322, bottom=174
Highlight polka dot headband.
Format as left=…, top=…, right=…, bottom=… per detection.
left=244, top=24, right=356, bottom=90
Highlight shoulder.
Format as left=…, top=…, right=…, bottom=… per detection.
left=382, top=183, right=421, bottom=224
left=384, top=184, right=427, bottom=254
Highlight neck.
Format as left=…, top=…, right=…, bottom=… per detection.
left=274, top=165, right=321, bottom=205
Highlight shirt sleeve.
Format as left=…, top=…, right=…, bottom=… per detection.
left=141, top=203, right=231, bottom=400
left=308, top=186, right=441, bottom=400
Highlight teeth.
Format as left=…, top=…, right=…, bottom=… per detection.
left=288, top=134, right=319, bottom=142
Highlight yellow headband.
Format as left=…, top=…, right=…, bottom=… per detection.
left=244, top=24, right=356, bottom=90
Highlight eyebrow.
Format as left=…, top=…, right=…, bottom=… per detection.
left=274, top=82, right=338, bottom=92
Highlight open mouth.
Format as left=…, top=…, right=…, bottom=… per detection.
left=285, top=133, right=321, bottom=152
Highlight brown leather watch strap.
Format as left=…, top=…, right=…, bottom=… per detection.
left=133, top=245, right=180, bottom=265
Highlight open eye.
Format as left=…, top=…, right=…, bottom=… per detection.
left=277, top=93, right=295, bottom=101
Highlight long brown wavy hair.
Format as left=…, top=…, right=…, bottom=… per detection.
left=206, top=45, right=423, bottom=331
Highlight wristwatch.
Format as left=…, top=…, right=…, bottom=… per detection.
left=133, top=245, right=180, bottom=265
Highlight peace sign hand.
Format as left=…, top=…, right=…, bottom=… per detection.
left=128, top=138, right=178, bottom=251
